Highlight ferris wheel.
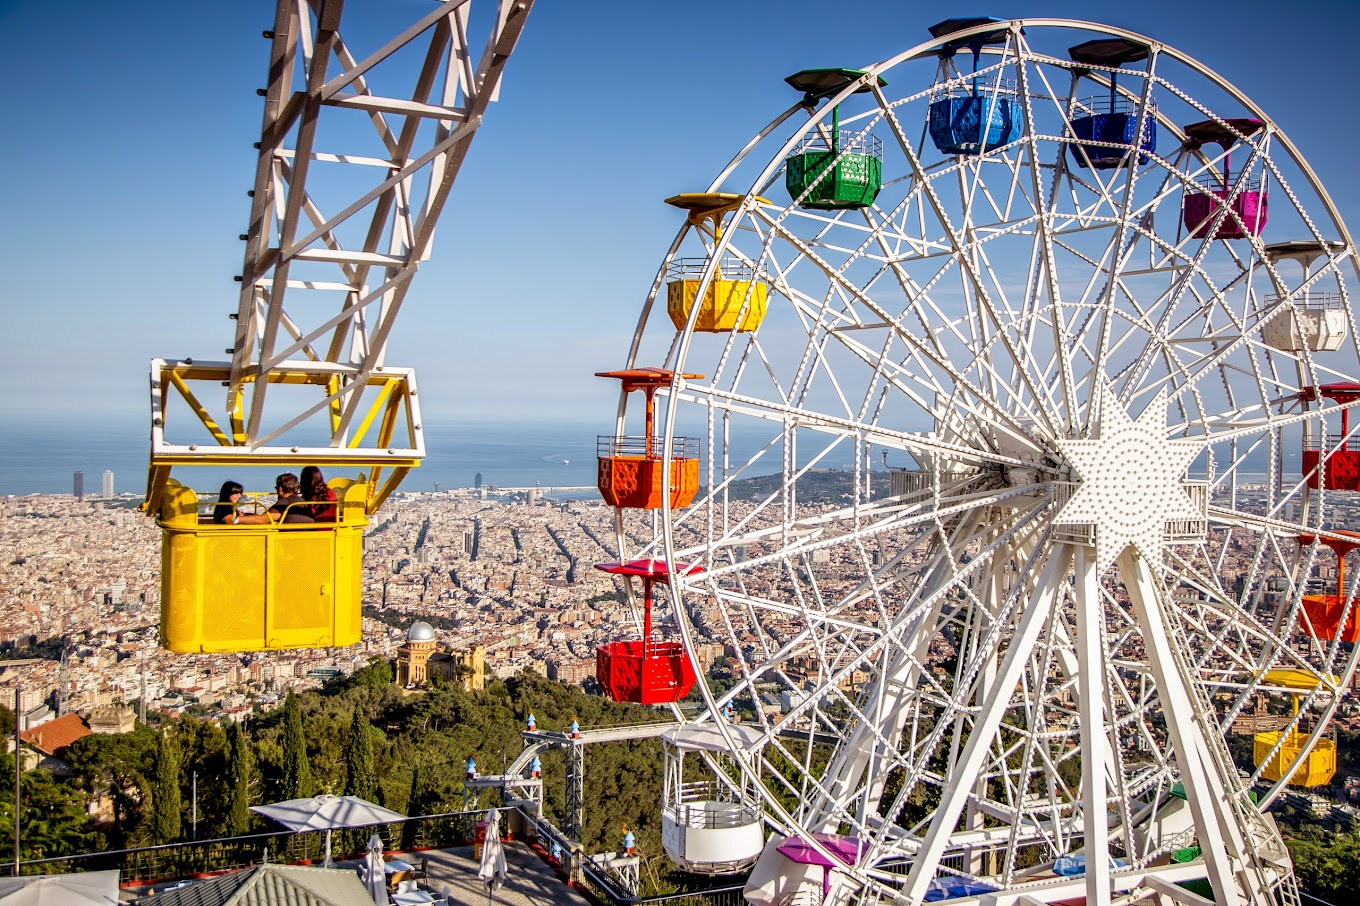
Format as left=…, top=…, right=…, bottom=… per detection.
left=600, top=17, right=1360, bottom=906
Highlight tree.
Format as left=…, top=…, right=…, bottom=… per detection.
left=1287, top=829, right=1360, bottom=900
left=152, top=727, right=182, bottom=844
left=343, top=706, right=376, bottom=802
left=0, top=749, right=93, bottom=862
left=281, top=692, right=315, bottom=799
left=66, top=725, right=157, bottom=849
left=176, top=716, right=229, bottom=839
left=226, top=723, right=254, bottom=836
left=400, top=763, right=423, bottom=850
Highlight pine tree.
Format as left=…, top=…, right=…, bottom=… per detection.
left=152, top=727, right=182, bottom=844
left=226, top=723, right=254, bottom=836
left=281, top=692, right=315, bottom=799
left=400, top=763, right=422, bottom=850
left=343, top=706, right=376, bottom=802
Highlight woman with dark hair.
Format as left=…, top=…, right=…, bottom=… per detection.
left=212, top=480, right=247, bottom=524
left=301, top=465, right=338, bottom=522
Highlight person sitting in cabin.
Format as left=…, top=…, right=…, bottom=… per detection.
left=300, top=465, right=338, bottom=522
left=267, top=472, right=315, bottom=524
left=212, top=480, right=248, bottom=524
left=213, top=473, right=311, bottom=522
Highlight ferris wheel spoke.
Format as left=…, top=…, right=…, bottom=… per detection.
left=1119, top=548, right=1266, bottom=905
left=750, top=209, right=1059, bottom=438
left=874, top=84, right=1066, bottom=437
left=673, top=385, right=1044, bottom=473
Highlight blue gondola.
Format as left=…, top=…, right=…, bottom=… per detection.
left=1067, top=38, right=1156, bottom=170
left=926, top=18, right=1023, bottom=156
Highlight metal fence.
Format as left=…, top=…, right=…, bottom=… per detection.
left=16, top=804, right=749, bottom=906
left=15, top=809, right=484, bottom=883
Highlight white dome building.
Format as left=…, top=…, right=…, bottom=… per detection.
left=395, top=620, right=486, bottom=691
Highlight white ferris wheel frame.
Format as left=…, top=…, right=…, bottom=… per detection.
left=609, top=18, right=1360, bottom=906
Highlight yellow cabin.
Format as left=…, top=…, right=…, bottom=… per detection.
left=1254, top=731, right=1337, bottom=787
left=1252, top=668, right=1338, bottom=787
left=666, top=264, right=768, bottom=333
left=156, top=478, right=367, bottom=653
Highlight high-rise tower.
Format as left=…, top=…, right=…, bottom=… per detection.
left=102, top=470, right=114, bottom=498
left=73, top=471, right=84, bottom=499
left=475, top=472, right=483, bottom=489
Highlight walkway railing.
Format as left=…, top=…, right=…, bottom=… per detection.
left=16, top=804, right=747, bottom=906
left=16, top=809, right=484, bottom=883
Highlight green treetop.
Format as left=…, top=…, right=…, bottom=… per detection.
left=281, top=692, right=315, bottom=800
left=343, top=706, right=377, bottom=802
left=226, top=723, right=255, bottom=836
left=152, top=727, right=182, bottom=844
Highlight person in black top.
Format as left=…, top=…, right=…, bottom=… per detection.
left=212, top=480, right=247, bottom=524
left=267, top=473, right=315, bottom=524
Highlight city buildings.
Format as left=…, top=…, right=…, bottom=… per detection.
left=73, top=471, right=83, bottom=500
left=101, top=470, right=115, bottom=499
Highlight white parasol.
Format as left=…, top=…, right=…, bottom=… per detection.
left=363, top=833, right=390, bottom=905
left=252, top=794, right=407, bottom=868
left=477, top=807, right=508, bottom=906
left=0, top=870, right=120, bottom=906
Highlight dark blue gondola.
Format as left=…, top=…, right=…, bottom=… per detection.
left=1066, top=38, right=1156, bottom=170
left=926, top=18, right=1023, bottom=156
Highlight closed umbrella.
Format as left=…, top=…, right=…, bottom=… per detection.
left=363, top=833, right=390, bottom=905
left=252, top=794, right=407, bottom=868
left=477, top=807, right=508, bottom=906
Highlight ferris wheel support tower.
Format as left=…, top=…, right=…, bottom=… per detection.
left=147, top=0, right=535, bottom=516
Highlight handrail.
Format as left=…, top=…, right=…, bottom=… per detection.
left=14, top=809, right=482, bottom=880
left=15, top=803, right=753, bottom=906
left=667, top=802, right=760, bottom=830
left=666, top=257, right=757, bottom=282
left=598, top=436, right=700, bottom=459
left=1303, top=434, right=1360, bottom=452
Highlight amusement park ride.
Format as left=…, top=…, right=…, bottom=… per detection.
left=143, top=0, right=535, bottom=652
left=586, top=14, right=1360, bottom=906
left=146, top=7, right=1360, bottom=906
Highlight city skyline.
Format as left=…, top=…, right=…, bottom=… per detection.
left=3, top=1, right=1358, bottom=437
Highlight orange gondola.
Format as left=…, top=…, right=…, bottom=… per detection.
left=596, top=369, right=702, bottom=510
left=1296, top=531, right=1360, bottom=643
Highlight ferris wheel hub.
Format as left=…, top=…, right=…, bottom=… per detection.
left=1055, top=385, right=1202, bottom=568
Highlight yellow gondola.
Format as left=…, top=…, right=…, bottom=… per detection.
left=156, top=477, right=368, bottom=653
left=1252, top=668, right=1338, bottom=787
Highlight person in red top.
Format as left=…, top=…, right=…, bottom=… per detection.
left=301, top=465, right=338, bottom=522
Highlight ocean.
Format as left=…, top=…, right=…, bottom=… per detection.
left=0, top=415, right=1288, bottom=498
left=0, top=418, right=606, bottom=497
left=0, top=417, right=813, bottom=498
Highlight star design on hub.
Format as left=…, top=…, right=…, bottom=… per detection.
left=1056, top=382, right=1202, bottom=571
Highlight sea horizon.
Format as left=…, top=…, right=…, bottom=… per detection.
left=1, top=413, right=1293, bottom=498
left=0, top=415, right=607, bottom=497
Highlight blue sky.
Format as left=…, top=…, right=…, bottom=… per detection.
left=2, top=0, right=1358, bottom=430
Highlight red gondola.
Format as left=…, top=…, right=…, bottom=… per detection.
left=594, top=559, right=701, bottom=704
left=1300, top=384, right=1360, bottom=491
